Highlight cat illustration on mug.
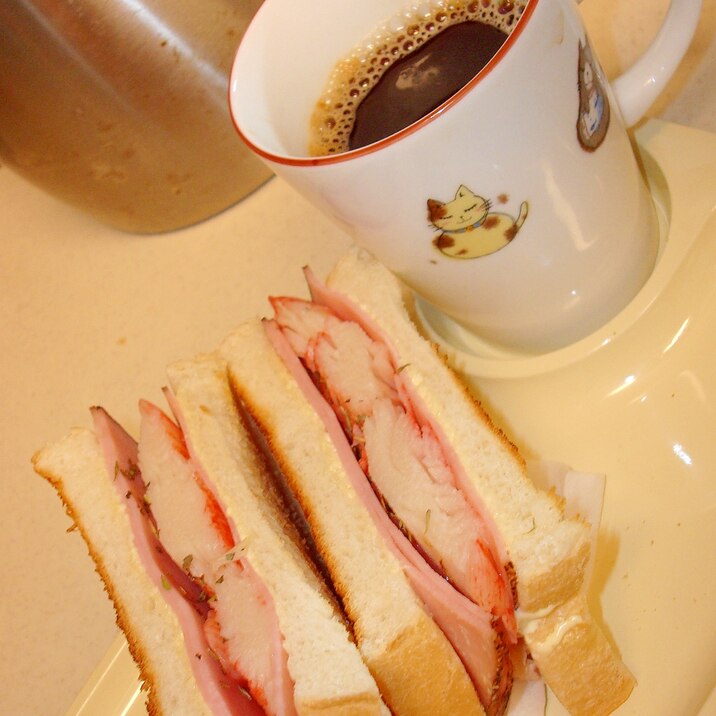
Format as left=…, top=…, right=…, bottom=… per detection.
left=576, top=39, right=610, bottom=151
left=428, top=185, right=528, bottom=259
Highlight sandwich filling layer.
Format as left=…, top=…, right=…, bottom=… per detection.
left=92, top=404, right=295, bottom=716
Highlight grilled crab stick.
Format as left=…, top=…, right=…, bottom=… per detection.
left=34, top=355, right=386, bottom=716
left=135, top=399, right=294, bottom=715
left=267, top=293, right=524, bottom=716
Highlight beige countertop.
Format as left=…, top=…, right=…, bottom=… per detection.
left=2, top=1, right=715, bottom=714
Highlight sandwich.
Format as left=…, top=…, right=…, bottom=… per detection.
left=33, top=246, right=633, bottom=716
left=220, top=246, right=635, bottom=716
left=32, top=353, right=388, bottom=716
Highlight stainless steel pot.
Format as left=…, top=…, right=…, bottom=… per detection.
left=0, top=0, right=270, bottom=232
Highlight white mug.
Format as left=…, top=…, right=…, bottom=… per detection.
left=229, top=0, right=701, bottom=353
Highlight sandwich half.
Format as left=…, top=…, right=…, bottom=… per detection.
left=221, top=246, right=635, bottom=716
left=33, top=351, right=387, bottom=716
left=222, top=318, right=485, bottom=716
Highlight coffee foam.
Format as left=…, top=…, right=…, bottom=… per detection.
left=309, top=0, right=528, bottom=156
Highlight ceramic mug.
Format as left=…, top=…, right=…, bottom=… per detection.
left=229, top=0, right=701, bottom=352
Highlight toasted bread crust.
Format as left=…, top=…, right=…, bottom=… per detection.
left=34, top=457, right=161, bottom=715
left=258, top=432, right=362, bottom=633
left=440, top=342, right=527, bottom=469
left=436, top=352, right=596, bottom=611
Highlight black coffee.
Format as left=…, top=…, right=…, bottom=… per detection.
left=309, top=0, right=527, bottom=156
left=350, top=21, right=507, bottom=150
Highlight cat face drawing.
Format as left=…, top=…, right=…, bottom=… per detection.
left=428, top=185, right=528, bottom=259
left=576, top=39, right=610, bottom=151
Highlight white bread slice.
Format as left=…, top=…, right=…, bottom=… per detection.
left=321, top=246, right=634, bottom=715
left=32, top=429, right=213, bottom=716
left=221, top=319, right=485, bottom=716
left=166, top=353, right=387, bottom=716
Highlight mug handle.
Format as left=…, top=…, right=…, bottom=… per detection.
left=580, top=0, right=703, bottom=126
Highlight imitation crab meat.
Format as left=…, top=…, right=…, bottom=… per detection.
left=138, top=399, right=296, bottom=716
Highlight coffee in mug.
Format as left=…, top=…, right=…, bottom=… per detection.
left=310, top=1, right=528, bottom=155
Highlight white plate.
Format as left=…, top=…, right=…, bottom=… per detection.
left=67, top=119, right=716, bottom=716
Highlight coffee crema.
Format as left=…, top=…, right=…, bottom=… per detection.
left=309, top=0, right=528, bottom=156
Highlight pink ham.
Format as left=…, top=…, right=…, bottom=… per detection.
left=265, top=316, right=516, bottom=716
